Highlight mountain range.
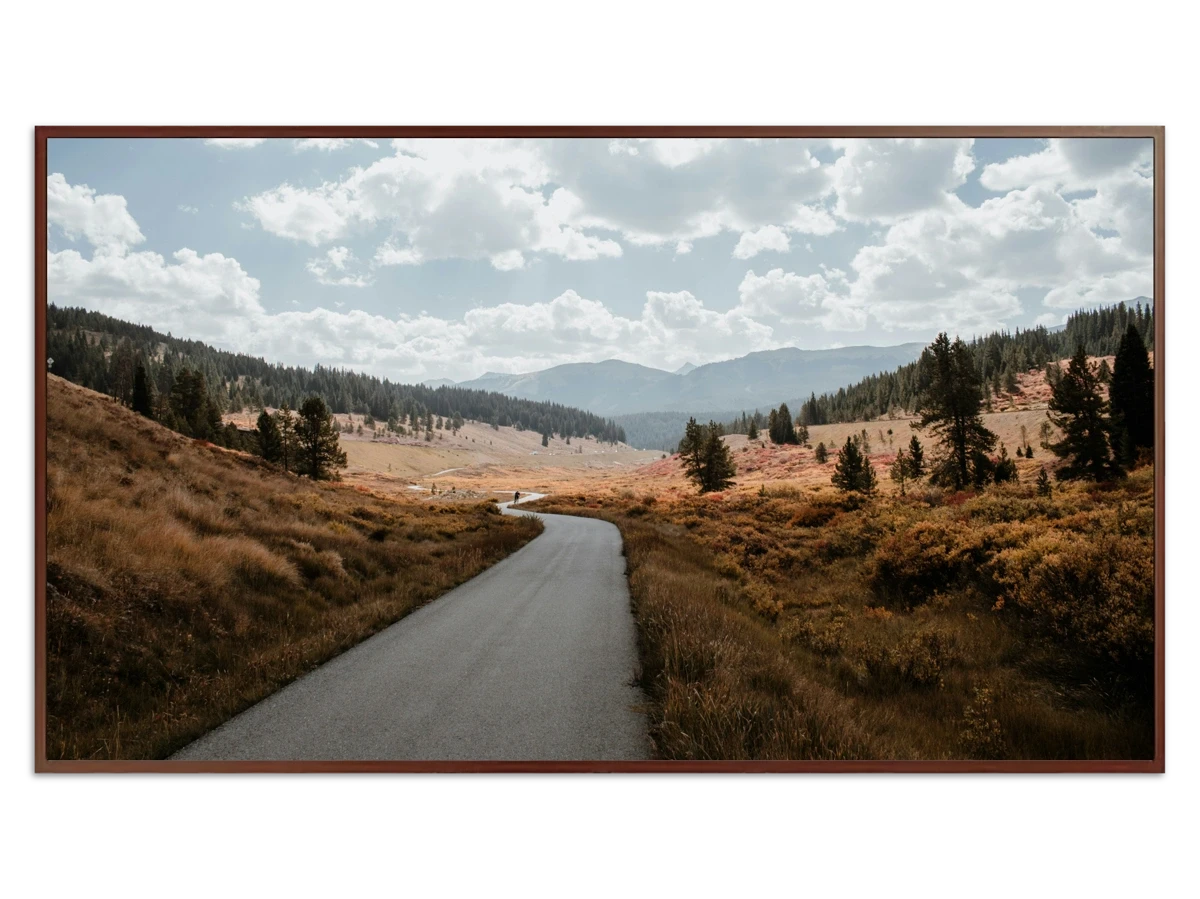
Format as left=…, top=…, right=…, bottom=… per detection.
left=450, top=343, right=926, bottom=419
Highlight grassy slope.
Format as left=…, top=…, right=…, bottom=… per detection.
left=528, top=469, right=1155, bottom=761
left=46, top=376, right=542, bottom=760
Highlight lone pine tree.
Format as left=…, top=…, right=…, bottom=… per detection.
left=680, top=417, right=736, bottom=494
left=914, top=333, right=997, bottom=490
left=296, top=396, right=347, bottom=480
left=832, top=435, right=876, bottom=495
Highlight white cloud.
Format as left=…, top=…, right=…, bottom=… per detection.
left=979, top=138, right=1152, bottom=192
left=204, top=138, right=266, bottom=149
left=306, top=246, right=372, bottom=287
left=294, top=138, right=380, bottom=152
left=733, top=225, right=791, bottom=259
left=736, top=267, right=862, bottom=330
left=178, top=204, right=199, bottom=215
left=831, top=138, right=975, bottom=222
left=240, top=139, right=621, bottom=266
left=47, top=172, right=144, bottom=255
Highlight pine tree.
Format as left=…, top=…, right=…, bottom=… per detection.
left=914, top=333, right=997, bottom=490
left=795, top=421, right=809, bottom=446
left=747, top=419, right=759, bottom=441
left=541, top=431, right=549, bottom=447
left=273, top=403, right=298, bottom=473
left=832, top=436, right=867, bottom=493
left=1046, top=346, right=1115, bottom=481
left=1109, top=323, right=1154, bottom=467
left=1036, top=466, right=1053, bottom=497
left=256, top=409, right=282, bottom=463
left=296, top=396, right=348, bottom=480
left=769, top=403, right=798, bottom=444
left=814, top=441, right=828, bottom=464
left=907, top=435, right=925, bottom=479
left=679, top=417, right=704, bottom=471
left=131, top=362, right=153, bottom=417
left=698, top=424, right=737, bottom=493
left=993, top=443, right=1018, bottom=483
left=891, top=447, right=910, bottom=496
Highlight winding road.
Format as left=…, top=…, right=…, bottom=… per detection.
left=172, top=495, right=649, bottom=761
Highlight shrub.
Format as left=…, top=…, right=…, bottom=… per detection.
left=959, top=686, right=1007, bottom=759
left=869, top=520, right=982, bottom=607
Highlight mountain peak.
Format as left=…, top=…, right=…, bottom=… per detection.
left=674, top=362, right=697, bottom=376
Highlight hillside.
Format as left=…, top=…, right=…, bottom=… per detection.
left=45, top=375, right=541, bottom=760
left=47, top=304, right=628, bottom=445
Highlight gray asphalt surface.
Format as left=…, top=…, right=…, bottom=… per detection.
left=172, top=495, right=649, bottom=761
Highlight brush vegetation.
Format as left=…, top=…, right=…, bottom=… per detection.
left=528, top=468, right=1154, bottom=760
left=46, top=375, right=541, bottom=760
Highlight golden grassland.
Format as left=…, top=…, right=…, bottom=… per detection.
left=46, top=375, right=542, bottom=760
left=527, top=465, right=1155, bottom=761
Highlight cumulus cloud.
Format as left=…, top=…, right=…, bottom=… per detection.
left=48, top=172, right=144, bottom=255
left=306, top=246, right=373, bottom=287
left=979, top=138, right=1152, bottom=192
left=831, top=138, right=976, bottom=222
left=733, top=225, right=791, bottom=259
left=240, top=139, right=621, bottom=266
left=204, top=138, right=266, bottom=149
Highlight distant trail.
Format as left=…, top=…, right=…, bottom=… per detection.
left=173, top=492, right=647, bottom=761
left=431, top=467, right=467, bottom=477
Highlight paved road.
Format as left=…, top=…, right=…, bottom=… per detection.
left=173, top=495, right=648, bottom=761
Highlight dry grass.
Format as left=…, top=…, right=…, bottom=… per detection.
left=527, top=466, right=1155, bottom=761
left=46, top=375, right=542, bottom=760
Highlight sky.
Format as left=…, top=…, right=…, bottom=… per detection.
left=46, top=136, right=1154, bottom=383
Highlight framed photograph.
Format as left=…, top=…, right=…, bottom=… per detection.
left=35, top=127, right=1163, bottom=772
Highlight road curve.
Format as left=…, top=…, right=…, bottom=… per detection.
left=172, top=496, right=649, bottom=761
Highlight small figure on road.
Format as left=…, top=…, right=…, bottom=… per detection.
left=514, top=491, right=520, bottom=504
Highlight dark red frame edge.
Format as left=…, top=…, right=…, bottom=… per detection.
left=32, top=125, right=1166, bottom=773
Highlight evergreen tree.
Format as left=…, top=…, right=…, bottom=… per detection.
left=681, top=420, right=705, bottom=487
left=296, top=396, right=348, bottom=480
left=256, top=409, right=282, bottom=463
left=1036, top=466, right=1053, bottom=497
left=769, top=403, right=799, bottom=445
left=541, top=431, right=549, bottom=447
left=795, top=421, right=810, bottom=446
left=891, top=447, right=910, bottom=496
left=914, top=334, right=997, bottom=490
left=907, top=435, right=925, bottom=479
left=131, top=362, right=153, bottom=417
left=1045, top=346, right=1115, bottom=481
left=814, top=441, right=828, bottom=464
left=993, top=443, right=1018, bottom=483
left=273, top=404, right=299, bottom=473
left=746, top=419, right=759, bottom=440
left=698, top=424, right=737, bottom=493
left=832, top=436, right=872, bottom=494
left=1109, top=323, right=1154, bottom=467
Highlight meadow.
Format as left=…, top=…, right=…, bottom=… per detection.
left=527, top=465, right=1155, bottom=761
